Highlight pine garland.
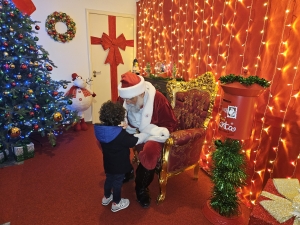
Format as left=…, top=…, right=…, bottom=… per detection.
left=148, top=73, right=184, bottom=81
left=210, top=138, right=247, bottom=217
left=219, top=74, right=270, bottom=88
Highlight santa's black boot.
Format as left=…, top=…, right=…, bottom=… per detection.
left=135, top=163, right=155, bottom=208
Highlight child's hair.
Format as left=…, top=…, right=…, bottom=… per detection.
left=99, top=100, right=125, bottom=126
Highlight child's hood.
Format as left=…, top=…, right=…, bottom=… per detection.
left=94, top=124, right=123, bottom=143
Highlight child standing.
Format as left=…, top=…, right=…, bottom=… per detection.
left=94, top=100, right=148, bottom=212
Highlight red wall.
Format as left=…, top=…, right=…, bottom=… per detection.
left=136, top=0, right=300, bottom=206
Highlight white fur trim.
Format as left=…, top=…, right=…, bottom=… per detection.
left=139, top=82, right=156, bottom=131
left=140, top=124, right=158, bottom=134
left=118, top=75, right=146, bottom=99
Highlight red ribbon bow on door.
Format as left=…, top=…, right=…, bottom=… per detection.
left=91, top=33, right=133, bottom=66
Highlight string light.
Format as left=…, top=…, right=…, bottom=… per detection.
left=240, top=0, right=254, bottom=74
left=224, top=0, right=238, bottom=73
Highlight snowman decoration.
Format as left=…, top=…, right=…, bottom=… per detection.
left=65, top=73, right=96, bottom=131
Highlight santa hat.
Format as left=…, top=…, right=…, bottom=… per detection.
left=118, top=72, right=145, bottom=99
left=72, top=73, right=78, bottom=81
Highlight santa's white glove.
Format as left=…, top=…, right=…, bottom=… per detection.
left=149, top=127, right=170, bottom=137
left=147, top=135, right=169, bottom=143
left=134, top=132, right=150, bottom=145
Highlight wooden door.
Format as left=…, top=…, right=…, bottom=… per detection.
left=86, top=9, right=135, bottom=123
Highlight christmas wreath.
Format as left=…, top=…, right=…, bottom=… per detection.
left=45, top=11, right=76, bottom=43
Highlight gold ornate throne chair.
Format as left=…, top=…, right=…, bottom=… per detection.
left=156, top=71, right=218, bottom=204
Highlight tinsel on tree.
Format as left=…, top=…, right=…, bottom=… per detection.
left=0, top=0, right=78, bottom=148
left=210, top=138, right=247, bottom=217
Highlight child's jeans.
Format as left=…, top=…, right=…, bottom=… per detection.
left=104, top=173, right=125, bottom=204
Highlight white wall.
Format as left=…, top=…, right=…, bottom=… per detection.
left=30, top=0, right=137, bottom=121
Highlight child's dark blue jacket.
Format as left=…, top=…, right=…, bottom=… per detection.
left=94, top=124, right=138, bottom=174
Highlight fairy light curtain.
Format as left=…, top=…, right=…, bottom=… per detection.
left=136, top=0, right=300, bottom=207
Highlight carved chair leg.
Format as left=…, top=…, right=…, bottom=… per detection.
left=131, top=148, right=140, bottom=165
left=156, top=171, right=167, bottom=204
left=193, top=163, right=199, bottom=180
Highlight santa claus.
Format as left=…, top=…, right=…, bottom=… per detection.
left=117, top=72, right=177, bottom=208
left=65, top=73, right=96, bottom=131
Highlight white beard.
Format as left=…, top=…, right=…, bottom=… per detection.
left=127, top=95, right=144, bottom=113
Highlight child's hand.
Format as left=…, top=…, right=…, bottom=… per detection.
left=118, top=121, right=128, bottom=129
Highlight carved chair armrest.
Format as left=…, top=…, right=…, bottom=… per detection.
left=169, top=128, right=206, bottom=146
left=161, top=128, right=206, bottom=175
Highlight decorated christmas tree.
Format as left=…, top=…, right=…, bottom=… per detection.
left=0, top=0, right=78, bottom=156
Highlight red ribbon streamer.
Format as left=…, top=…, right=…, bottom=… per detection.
left=90, top=15, right=134, bottom=101
left=12, top=0, right=36, bottom=15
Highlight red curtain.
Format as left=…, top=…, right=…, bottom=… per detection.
left=136, top=0, right=300, bottom=207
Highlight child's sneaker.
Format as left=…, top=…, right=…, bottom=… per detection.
left=102, top=194, right=113, bottom=206
left=111, top=198, right=130, bottom=212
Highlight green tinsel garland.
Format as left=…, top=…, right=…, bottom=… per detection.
left=219, top=74, right=270, bottom=88
left=210, top=138, right=247, bottom=217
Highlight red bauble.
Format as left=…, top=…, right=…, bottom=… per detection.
left=33, top=124, right=39, bottom=130
left=47, top=66, right=53, bottom=71
left=3, top=64, right=9, bottom=70
left=3, top=42, right=8, bottom=47
left=10, top=12, right=14, bottom=17
left=20, top=64, right=27, bottom=70
left=5, top=113, right=10, bottom=118
left=35, top=104, right=40, bottom=109
left=3, top=0, right=8, bottom=5
left=24, top=94, right=29, bottom=99
left=29, top=111, right=34, bottom=117
left=19, top=34, right=24, bottom=39
left=28, top=73, right=32, bottom=78
left=52, top=91, right=58, bottom=96
left=11, top=82, right=16, bottom=87
left=35, top=25, right=40, bottom=30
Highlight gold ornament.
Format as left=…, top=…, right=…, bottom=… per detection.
left=53, top=112, right=63, bottom=122
left=8, top=127, right=21, bottom=138
left=16, top=74, right=22, bottom=79
left=34, top=61, right=39, bottom=67
left=27, top=89, right=33, bottom=94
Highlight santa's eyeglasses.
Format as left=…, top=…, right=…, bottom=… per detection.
left=122, top=97, right=136, bottom=102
